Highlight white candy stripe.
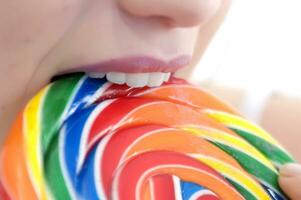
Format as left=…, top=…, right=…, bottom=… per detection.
left=59, top=126, right=78, bottom=199
left=94, top=131, right=116, bottom=200
left=84, top=82, right=112, bottom=106
left=111, top=164, right=240, bottom=200
left=77, top=99, right=115, bottom=173
left=172, top=176, right=184, bottom=200
left=189, top=189, right=218, bottom=200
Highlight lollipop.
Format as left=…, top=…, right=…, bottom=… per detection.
left=0, top=73, right=295, bottom=200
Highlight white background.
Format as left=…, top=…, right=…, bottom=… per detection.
left=192, top=0, right=301, bottom=97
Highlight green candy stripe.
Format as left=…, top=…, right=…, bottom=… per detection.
left=225, top=178, right=257, bottom=200
left=45, top=135, right=71, bottom=200
left=230, top=127, right=295, bottom=166
left=41, top=73, right=83, bottom=153
left=42, top=74, right=83, bottom=198
left=212, top=142, right=282, bottom=193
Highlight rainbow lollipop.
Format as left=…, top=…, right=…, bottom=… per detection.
left=0, top=73, right=295, bottom=200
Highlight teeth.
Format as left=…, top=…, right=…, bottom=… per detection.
left=106, top=72, right=126, bottom=84
left=86, top=72, right=171, bottom=88
left=126, top=73, right=149, bottom=87
left=148, top=72, right=165, bottom=87
left=163, top=72, right=171, bottom=82
left=87, top=72, right=106, bottom=79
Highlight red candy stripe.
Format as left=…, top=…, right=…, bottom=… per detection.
left=111, top=151, right=244, bottom=200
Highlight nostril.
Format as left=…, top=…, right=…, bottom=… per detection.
left=154, top=16, right=176, bottom=27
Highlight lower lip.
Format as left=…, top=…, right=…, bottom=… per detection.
left=72, top=55, right=191, bottom=73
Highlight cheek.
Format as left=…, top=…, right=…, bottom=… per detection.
left=0, top=0, right=81, bottom=64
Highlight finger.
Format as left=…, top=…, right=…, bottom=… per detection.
left=279, top=163, right=301, bottom=200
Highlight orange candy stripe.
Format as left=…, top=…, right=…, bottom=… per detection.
left=120, top=102, right=238, bottom=137
left=142, top=167, right=244, bottom=200
left=126, top=129, right=242, bottom=169
left=0, top=113, right=38, bottom=200
left=137, top=85, right=240, bottom=115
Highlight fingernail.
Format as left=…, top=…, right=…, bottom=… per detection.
left=279, top=163, right=301, bottom=177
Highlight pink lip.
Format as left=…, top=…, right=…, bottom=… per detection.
left=73, top=55, right=191, bottom=73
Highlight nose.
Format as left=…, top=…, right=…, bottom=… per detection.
left=118, top=0, right=221, bottom=28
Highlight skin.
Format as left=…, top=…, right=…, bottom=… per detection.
left=279, top=164, right=301, bottom=199
left=0, top=0, right=300, bottom=198
left=0, top=0, right=228, bottom=139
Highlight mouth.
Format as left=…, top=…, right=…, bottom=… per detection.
left=55, top=55, right=191, bottom=88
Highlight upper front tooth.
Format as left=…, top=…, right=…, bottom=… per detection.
left=163, top=73, right=171, bottom=82
left=87, top=72, right=106, bottom=79
left=106, top=72, right=126, bottom=84
left=148, top=72, right=165, bottom=87
left=126, top=73, right=149, bottom=87
left=88, top=71, right=171, bottom=87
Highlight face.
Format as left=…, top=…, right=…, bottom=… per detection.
left=0, top=0, right=231, bottom=137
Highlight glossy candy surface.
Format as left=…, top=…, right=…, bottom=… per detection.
left=0, top=73, right=295, bottom=200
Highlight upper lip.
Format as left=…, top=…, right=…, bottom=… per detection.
left=69, top=55, right=191, bottom=74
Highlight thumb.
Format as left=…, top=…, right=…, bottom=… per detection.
left=278, top=163, right=301, bottom=200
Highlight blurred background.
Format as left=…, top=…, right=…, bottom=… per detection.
left=191, top=0, right=301, bottom=161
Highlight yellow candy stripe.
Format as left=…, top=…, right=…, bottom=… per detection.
left=205, top=110, right=282, bottom=148
left=191, top=154, right=271, bottom=200
left=23, top=86, right=49, bottom=200
left=183, top=126, right=277, bottom=173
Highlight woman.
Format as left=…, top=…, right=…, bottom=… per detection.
left=0, top=0, right=300, bottom=198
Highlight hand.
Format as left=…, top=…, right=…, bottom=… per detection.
left=279, top=163, right=301, bottom=199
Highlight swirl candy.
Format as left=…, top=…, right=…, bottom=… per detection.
left=0, top=73, right=295, bottom=200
